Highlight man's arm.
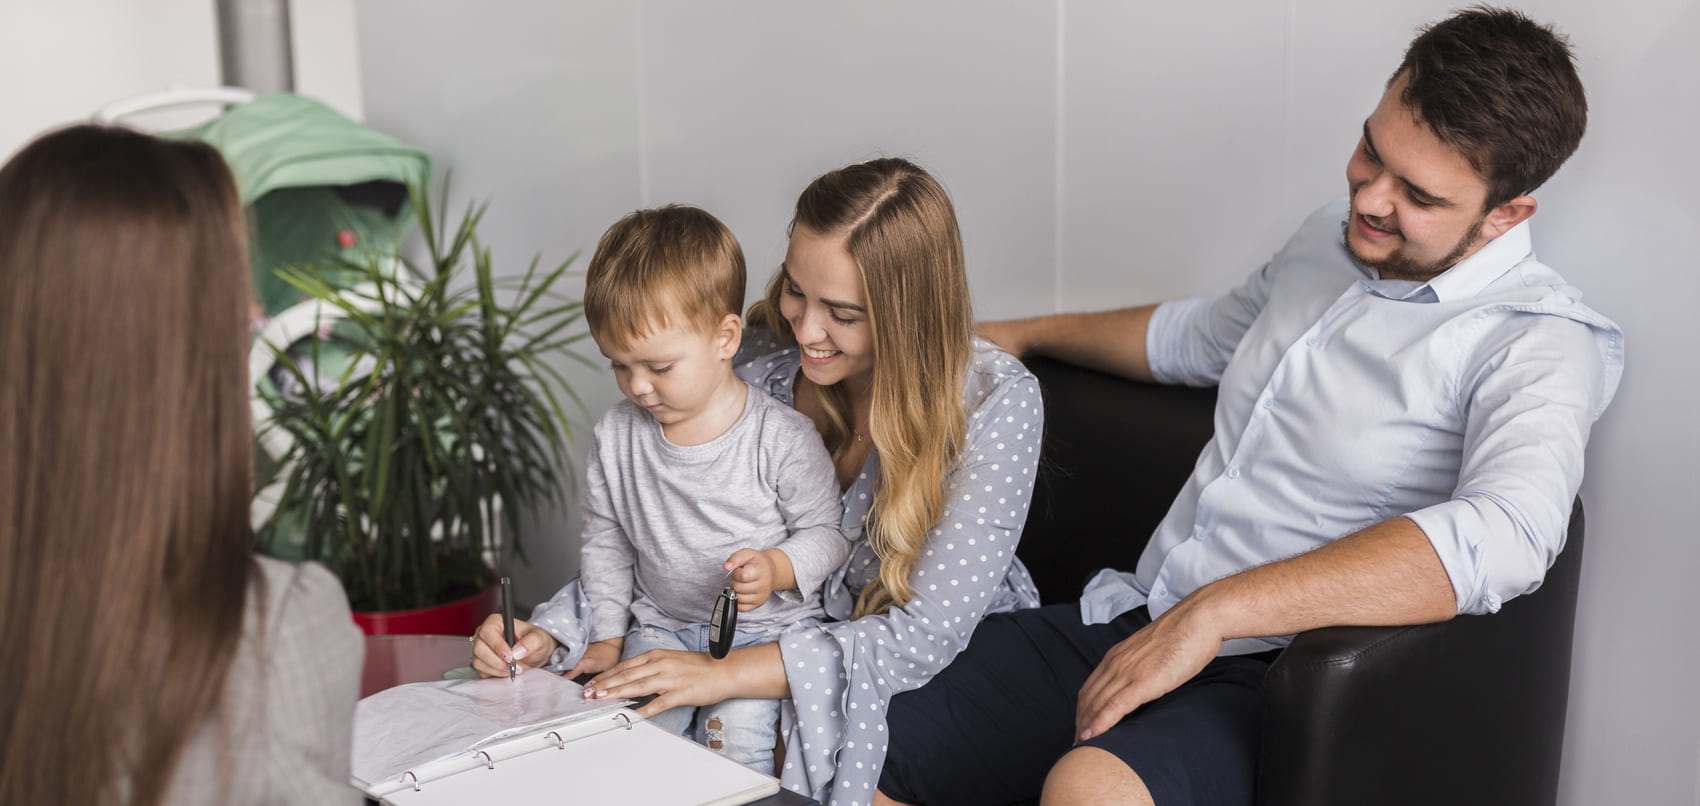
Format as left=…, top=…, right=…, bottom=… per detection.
left=1075, top=515, right=1455, bottom=741
left=1203, top=515, right=1456, bottom=637
left=982, top=261, right=1278, bottom=388
left=979, top=305, right=1158, bottom=383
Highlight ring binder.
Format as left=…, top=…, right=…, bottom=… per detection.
left=354, top=674, right=781, bottom=802
left=360, top=706, right=777, bottom=803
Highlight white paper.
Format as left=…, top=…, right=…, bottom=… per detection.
left=352, top=671, right=627, bottom=786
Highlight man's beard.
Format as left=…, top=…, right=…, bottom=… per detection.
left=1342, top=213, right=1484, bottom=282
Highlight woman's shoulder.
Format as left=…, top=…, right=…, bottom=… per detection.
left=252, top=556, right=354, bottom=625
left=963, top=336, right=1040, bottom=416
left=735, top=329, right=800, bottom=405
left=248, top=556, right=363, bottom=677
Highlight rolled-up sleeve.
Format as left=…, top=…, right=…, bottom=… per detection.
left=1147, top=261, right=1277, bottom=386
left=1406, top=313, right=1618, bottom=615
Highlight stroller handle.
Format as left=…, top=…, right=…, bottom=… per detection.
left=92, top=86, right=258, bottom=125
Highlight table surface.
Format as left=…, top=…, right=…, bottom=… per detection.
left=360, top=634, right=474, bottom=698
left=359, top=634, right=820, bottom=805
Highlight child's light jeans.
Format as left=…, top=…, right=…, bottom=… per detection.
left=620, top=621, right=786, bottom=775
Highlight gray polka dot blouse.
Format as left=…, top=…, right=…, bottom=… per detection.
left=736, top=333, right=1044, bottom=804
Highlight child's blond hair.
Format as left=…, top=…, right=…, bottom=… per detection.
left=584, top=205, right=746, bottom=350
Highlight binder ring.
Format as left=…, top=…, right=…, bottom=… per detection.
left=476, top=750, right=495, bottom=770
left=400, top=771, right=420, bottom=792
left=615, top=712, right=633, bottom=730
left=546, top=730, right=566, bottom=749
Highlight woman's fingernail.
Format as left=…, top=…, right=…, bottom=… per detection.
left=512, top=646, right=529, bottom=660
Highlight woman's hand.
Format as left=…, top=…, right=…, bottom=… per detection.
left=470, top=615, right=558, bottom=678
left=565, top=637, right=623, bottom=679
left=581, top=649, right=739, bottom=718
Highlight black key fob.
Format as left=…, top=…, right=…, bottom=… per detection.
left=708, top=586, right=737, bottom=659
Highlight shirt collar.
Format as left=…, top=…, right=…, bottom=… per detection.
left=1358, top=219, right=1532, bottom=303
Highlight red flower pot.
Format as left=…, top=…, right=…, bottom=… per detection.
left=352, top=585, right=501, bottom=637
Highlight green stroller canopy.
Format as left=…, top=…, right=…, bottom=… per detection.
left=173, top=93, right=431, bottom=316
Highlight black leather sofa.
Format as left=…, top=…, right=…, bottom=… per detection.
left=1015, top=357, right=1584, bottom=806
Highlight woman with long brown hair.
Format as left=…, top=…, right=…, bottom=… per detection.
left=512, top=157, right=1046, bottom=802
left=0, top=125, right=363, bottom=805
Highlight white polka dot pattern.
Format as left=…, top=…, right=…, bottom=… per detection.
left=737, top=338, right=1045, bottom=804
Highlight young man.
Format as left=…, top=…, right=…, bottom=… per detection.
left=876, top=8, right=1622, bottom=806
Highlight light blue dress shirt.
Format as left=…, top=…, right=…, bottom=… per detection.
left=1080, top=199, right=1624, bottom=656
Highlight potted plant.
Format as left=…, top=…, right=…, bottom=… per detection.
left=254, top=182, right=587, bottom=635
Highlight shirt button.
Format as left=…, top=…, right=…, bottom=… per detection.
left=1262, top=398, right=1275, bottom=410
left=1227, top=466, right=1241, bottom=479
left=1306, top=337, right=1320, bottom=348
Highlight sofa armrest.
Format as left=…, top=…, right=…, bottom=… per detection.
left=1257, top=500, right=1585, bottom=806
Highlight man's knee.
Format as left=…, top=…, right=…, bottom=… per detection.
left=1041, top=747, right=1153, bottom=806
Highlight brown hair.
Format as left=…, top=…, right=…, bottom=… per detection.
left=0, top=125, right=257, bottom=805
left=1392, top=5, right=1588, bottom=209
left=583, top=204, right=746, bottom=351
left=750, top=158, right=972, bottom=617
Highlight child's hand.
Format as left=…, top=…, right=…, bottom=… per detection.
left=723, top=548, right=782, bottom=612
left=471, top=615, right=558, bottom=678
left=566, top=637, right=624, bottom=679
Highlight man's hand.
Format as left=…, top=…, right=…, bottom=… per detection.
left=1074, top=593, right=1225, bottom=742
left=976, top=319, right=1031, bottom=358
left=470, top=615, right=558, bottom=678
left=566, top=637, right=624, bottom=679
left=723, top=548, right=791, bottom=611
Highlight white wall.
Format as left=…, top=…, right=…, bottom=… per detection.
left=0, top=0, right=365, bottom=158
left=635, top=1, right=1059, bottom=321
left=0, top=0, right=221, bottom=159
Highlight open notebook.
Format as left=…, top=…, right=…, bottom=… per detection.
left=353, top=672, right=780, bottom=805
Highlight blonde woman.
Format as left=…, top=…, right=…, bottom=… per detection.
left=549, top=158, right=1046, bottom=801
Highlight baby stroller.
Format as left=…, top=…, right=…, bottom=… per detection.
left=96, top=89, right=432, bottom=551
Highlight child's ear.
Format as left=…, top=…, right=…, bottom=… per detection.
left=716, top=313, right=743, bottom=361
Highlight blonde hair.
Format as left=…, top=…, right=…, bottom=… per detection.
left=0, top=126, right=256, bottom=805
left=750, top=158, right=972, bottom=617
left=584, top=205, right=746, bottom=351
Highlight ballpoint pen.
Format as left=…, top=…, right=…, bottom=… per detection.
left=500, top=576, right=518, bottom=679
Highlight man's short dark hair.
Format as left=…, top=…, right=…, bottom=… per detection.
left=1393, top=6, right=1587, bottom=209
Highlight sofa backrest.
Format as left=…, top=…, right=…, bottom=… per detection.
left=1016, top=357, right=1218, bottom=605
